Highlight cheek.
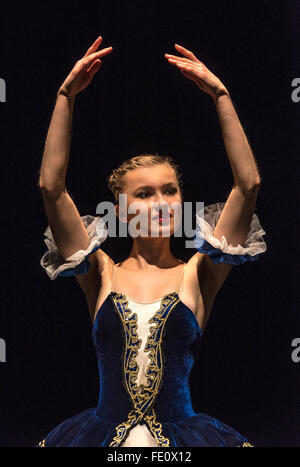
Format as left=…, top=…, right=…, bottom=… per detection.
left=170, top=195, right=183, bottom=211
left=126, top=199, right=152, bottom=220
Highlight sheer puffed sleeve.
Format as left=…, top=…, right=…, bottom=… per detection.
left=40, top=215, right=108, bottom=280
left=193, top=202, right=267, bottom=265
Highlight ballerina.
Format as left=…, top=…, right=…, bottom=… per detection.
left=37, top=35, right=266, bottom=447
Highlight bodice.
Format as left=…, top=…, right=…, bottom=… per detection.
left=92, top=291, right=202, bottom=446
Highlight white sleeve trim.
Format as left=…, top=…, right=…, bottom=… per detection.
left=195, top=202, right=267, bottom=256
left=40, top=215, right=108, bottom=280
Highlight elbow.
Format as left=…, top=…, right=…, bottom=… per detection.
left=235, top=177, right=261, bottom=195
left=247, top=178, right=261, bottom=191
left=38, top=179, right=66, bottom=199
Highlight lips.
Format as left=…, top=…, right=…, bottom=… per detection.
left=152, top=208, right=173, bottom=221
left=153, top=213, right=172, bottom=220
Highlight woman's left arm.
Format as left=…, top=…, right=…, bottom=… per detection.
left=165, top=44, right=261, bottom=295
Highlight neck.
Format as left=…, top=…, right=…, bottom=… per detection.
left=127, top=237, right=179, bottom=269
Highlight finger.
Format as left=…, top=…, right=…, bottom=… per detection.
left=165, top=54, right=194, bottom=64
left=174, top=43, right=200, bottom=63
left=83, top=35, right=103, bottom=58
left=178, top=64, right=194, bottom=73
left=166, top=55, right=206, bottom=72
left=87, top=59, right=102, bottom=74
left=177, top=63, right=204, bottom=78
left=81, top=47, right=113, bottom=66
left=177, top=61, right=205, bottom=72
left=168, top=59, right=200, bottom=73
left=167, top=57, right=197, bottom=67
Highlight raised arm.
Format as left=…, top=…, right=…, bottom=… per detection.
left=38, top=36, right=113, bottom=295
left=165, top=45, right=264, bottom=325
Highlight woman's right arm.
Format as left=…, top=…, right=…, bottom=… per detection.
left=38, top=36, right=113, bottom=295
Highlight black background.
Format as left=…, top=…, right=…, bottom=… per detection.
left=0, top=0, right=299, bottom=447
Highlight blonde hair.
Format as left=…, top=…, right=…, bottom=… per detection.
left=107, top=153, right=183, bottom=204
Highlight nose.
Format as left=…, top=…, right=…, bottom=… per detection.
left=153, top=190, right=168, bottom=204
left=152, top=198, right=170, bottom=216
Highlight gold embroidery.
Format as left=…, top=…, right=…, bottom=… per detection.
left=109, top=292, right=179, bottom=447
left=38, top=438, right=46, bottom=447
left=144, top=408, right=170, bottom=447
left=109, top=409, right=140, bottom=447
left=237, top=441, right=254, bottom=447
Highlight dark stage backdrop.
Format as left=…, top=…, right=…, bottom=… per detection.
left=0, top=0, right=299, bottom=447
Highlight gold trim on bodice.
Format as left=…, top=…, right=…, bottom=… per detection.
left=109, top=291, right=180, bottom=447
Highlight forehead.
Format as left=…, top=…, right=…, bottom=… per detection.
left=124, top=164, right=177, bottom=188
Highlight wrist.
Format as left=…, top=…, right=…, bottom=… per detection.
left=57, top=87, right=76, bottom=100
left=212, top=86, right=230, bottom=103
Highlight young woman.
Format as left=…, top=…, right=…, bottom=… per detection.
left=37, top=35, right=266, bottom=447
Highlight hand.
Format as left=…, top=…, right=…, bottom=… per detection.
left=165, top=44, right=229, bottom=100
left=58, top=36, right=113, bottom=98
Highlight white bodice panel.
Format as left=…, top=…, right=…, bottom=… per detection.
left=120, top=298, right=162, bottom=447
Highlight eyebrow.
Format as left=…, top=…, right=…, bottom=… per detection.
left=134, top=182, right=177, bottom=192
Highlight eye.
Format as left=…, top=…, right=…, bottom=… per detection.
left=136, top=191, right=151, bottom=199
left=136, top=187, right=177, bottom=198
left=165, top=187, right=177, bottom=195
